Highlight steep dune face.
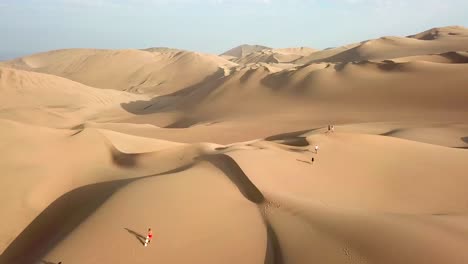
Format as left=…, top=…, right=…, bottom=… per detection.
left=1, top=25, right=468, bottom=264
left=298, top=26, right=468, bottom=63
left=110, top=56, right=468, bottom=146
left=2, top=48, right=236, bottom=95
left=263, top=60, right=468, bottom=109
left=2, top=127, right=467, bottom=264
left=150, top=58, right=468, bottom=123
left=113, top=51, right=468, bottom=143
left=0, top=119, right=211, bottom=260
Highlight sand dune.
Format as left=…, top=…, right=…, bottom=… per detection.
left=2, top=127, right=467, bottom=263
left=221, top=44, right=271, bottom=58
left=297, top=26, right=468, bottom=64
left=230, top=47, right=317, bottom=64
left=127, top=56, right=468, bottom=131
left=335, top=122, right=468, bottom=148
left=0, top=67, right=148, bottom=127
left=392, top=51, right=468, bottom=63
left=408, top=25, right=468, bottom=40
left=1, top=48, right=236, bottom=95
left=1, top=25, right=468, bottom=264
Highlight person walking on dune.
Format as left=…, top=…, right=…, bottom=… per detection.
left=144, top=228, right=153, bottom=247
left=314, top=145, right=319, bottom=154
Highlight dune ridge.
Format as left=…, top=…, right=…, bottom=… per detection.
left=1, top=48, right=236, bottom=95
left=1, top=127, right=467, bottom=263
left=1, top=25, right=467, bottom=264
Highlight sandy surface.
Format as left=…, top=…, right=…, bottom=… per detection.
left=0, top=26, right=467, bottom=264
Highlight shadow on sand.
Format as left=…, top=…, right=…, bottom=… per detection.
left=199, top=154, right=284, bottom=264
left=264, top=222, right=284, bottom=264
left=296, top=159, right=313, bottom=165
left=40, top=260, right=61, bottom=264
left=265, top=129, right=314, bottom=141
left=119, top=70, right=225, bottom=116
left=380, top=128, right=404, bottom=136
left=200, top=154, right=265, bottom=204
left=1, top=152, right=285, bottom=264
left=0, top=164, right=193, bottom=264
left=124, top=228, right=146, bottom=246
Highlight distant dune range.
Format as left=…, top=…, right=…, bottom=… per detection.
left=0, top=26, right=468, bottom=264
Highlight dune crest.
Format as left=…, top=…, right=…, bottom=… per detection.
left=1, top=25, right=468, bottom=264
left=2, top=48, right=236, bottom=95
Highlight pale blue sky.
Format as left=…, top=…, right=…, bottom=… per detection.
left=1, top=0, right=467, bottom=59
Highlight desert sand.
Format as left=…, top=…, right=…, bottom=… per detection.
left=0, top=26, right=468, bottom=264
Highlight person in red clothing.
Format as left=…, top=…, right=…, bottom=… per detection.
left=144, top=228, right=153, bottom=247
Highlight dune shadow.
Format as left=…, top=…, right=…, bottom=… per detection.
left=0, top=164, right=194, bottom=264
left=287, top=148, right=310, bottom=153
left=165, top=117, right=200, bottom=129
left=277, top=138, right=310, bottom=147
left=200, top=154, right=264, bottom=204
left=0, top=180, right=130, bottom=264
left=461, top=137, right=468, bottom=144
left=124, top=228, right=146, bottom=246
left=440, top=52, right=468, bottom=63
left=40, top=261, right=60, bottom=264
left=265, top=129, right=317, bottom=141
left=333, top=62, right=348, bottom=71
left=111, top=148, right=142, bottom=168
left=240, top=68, right=258, bottom=83
left=260, top=70, right=294, bottom=92
left=214, top=146, right=229, bottom=151
left=120, top=69, right=226, bottom=117
left=265, top=129, right=320, bottom=148
left=376, top=60, right=405, bottom=71
left=199, top=153, right=283, bottom=264
left=312, top=44, right=362, bottom=63
left=264, top=222, right=284, bottom=264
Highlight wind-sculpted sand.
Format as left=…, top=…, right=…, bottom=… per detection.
left=0, top=26, right=467, bottom=264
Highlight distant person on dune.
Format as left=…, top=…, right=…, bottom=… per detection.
left=314, top=145, right=319, bottom=154
left=144, top=228, right=153, bottom=247
left=311, top=157, right=314, bottom=164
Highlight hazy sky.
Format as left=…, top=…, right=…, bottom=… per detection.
left=1, top=0, right=468, bottom=59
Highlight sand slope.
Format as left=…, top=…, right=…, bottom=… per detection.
left=121, top=56, right=468, bottom=133
left=1, top=128, right=467, bottom=264
left=2, top=48, right=236, bottom=95
left=0, top=67, right=148, bottom=127
left=1, top=25, right=468, bottom=264
left=298, top=26, right=468, bottom=63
